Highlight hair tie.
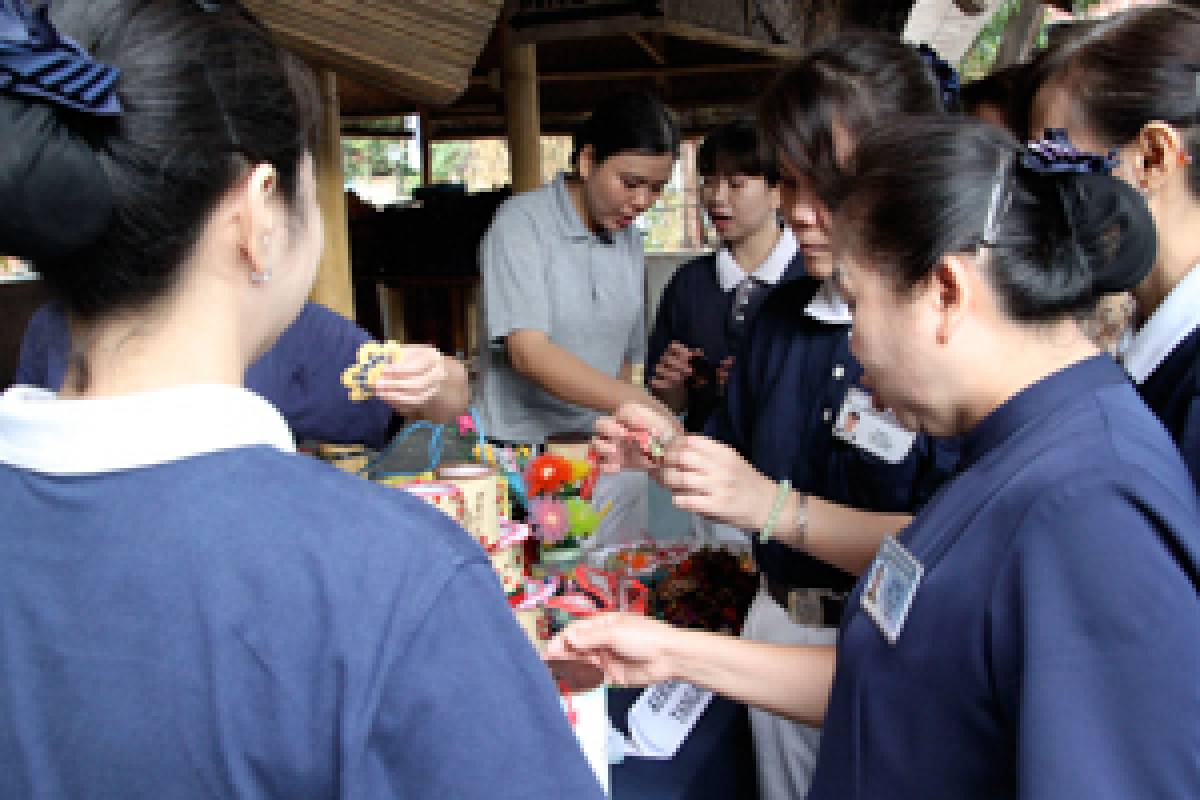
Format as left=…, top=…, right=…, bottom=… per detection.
left=1020, top=128, right=1118, bottom=176
left=917, top=44, right=962, bottom=112
left=0, top=0, right=121, bottom=115
left=0, top=0, right=120, bottom=262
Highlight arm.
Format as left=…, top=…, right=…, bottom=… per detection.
left=547, top=613, right=837, bottom=727
left=507, top=330, right=672, bottom=418
left=599, top=403, right=906, bottom=575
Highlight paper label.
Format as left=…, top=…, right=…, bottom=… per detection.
left=621, top=681, right=714, bottom=760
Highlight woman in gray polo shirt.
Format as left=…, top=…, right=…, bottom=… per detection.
left=477, top=90, right=679, bottom=449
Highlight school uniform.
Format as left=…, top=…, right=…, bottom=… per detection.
left=705, top=277, right=954, bottom=800
left=810, top=355, right=1200, bottom=799
left=647, top=227, right=804, bottom=432
left=0, top=383, right=605, bottom=799
left=14, top=301, right=394, bottom=447
left=1123, top=264, right=1200, bottom=490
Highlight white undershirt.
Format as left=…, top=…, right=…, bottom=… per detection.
left=1124, top=264, right=1200, bottom=385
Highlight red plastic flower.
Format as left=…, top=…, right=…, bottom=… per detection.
left=525, top=453, right=573, bottom=496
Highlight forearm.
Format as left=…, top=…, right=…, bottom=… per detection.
left=511, top=336, right=664, bottom=416
left=772, top=492, right=912, bottom=576
left=666, top=628, right=836, bottom=727
left=408, top=357, right=470, bottom=424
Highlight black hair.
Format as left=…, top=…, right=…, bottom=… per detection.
left=837, top=116, right=1156, bottom=323
left=4, top=0, right=320, bottom=320
left=696, top=118, right=780, bottom=185
left=960, top=63, right=1030, bottom=135
left=758, top=30, right=944, bottom=204
left=1028, top=5, right=1200, bottom=198
left=571, top=89, right=680, bottom=169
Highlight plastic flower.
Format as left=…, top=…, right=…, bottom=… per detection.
left=530, top=497, right=569, bottom=545
left=568, top=458, right=592, bottom=484
left=525, top=454, right=572, bottom=496
left=565, top=496, right=601, bottom=539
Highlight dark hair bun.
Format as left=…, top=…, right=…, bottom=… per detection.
left=1043, top=171, right=1156, bottom=295
left=0, top=95, right=114, bottom=263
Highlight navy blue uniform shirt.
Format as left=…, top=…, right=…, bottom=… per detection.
left=14, top=302, right=394, bottom=447
left=811, top=356, right=1200, bottom=799
left=1137, top=326, right=1200, bottom=491
left=706, top=278, right=955, bottom=592
left=0, top=385, right=604, bottom=799
left=648, top=245, right=805, bottom=432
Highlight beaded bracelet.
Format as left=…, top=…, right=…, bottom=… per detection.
left=759, top=479, right=791, bottom=544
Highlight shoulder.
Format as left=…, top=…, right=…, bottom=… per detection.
left=998, top=386, right=1198, bottom=548
left=270, top=303, right=369, bottom=360
left=760, top=276, right=822, bottom=316
left=488, top=183, right=555, bottom=231
left=24, top=302, right=68, bottom=338
left=661, top=254, right=718, bottom=295
left=161, top=448, right=487, bottom=590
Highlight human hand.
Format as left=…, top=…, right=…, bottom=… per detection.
left=372, top=345, right=449, bottom=412
left=591, top=403, right=682, bottom=474
left=657, top=434, right=777, bottom=532
left=716, top=356, right=735, bottom=389
left=545, top=612, right=683, bottom=687
left=649, top=341, right=699, bottom=395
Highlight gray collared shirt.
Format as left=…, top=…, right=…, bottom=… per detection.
left=476, top=172, right=646, bottom=443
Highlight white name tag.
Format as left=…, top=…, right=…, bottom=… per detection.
left=833, top=386, right=917, bottom=464
left=861, top=535, right=924, bottom=645
left=615, top=680, right=713, bottom=760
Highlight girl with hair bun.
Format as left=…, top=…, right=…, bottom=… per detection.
left=0, top=2, right=605, bottom=797
left=554, top=114, right=1200, bottom=799
left=1029, top=4, right=1200, bottom=488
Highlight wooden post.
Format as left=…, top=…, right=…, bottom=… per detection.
left=994, top=0, right=1045, bottom=69
left=502, top=27, right=542, bottom=193
left=419, top=109, right=433, bottom=187
left=311, top=70, right=355, bottom=319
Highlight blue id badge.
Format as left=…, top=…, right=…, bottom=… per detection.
left=861, top=535, right=924, bottom=645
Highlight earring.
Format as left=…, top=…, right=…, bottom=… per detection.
left=250, top=265, right=272, bottom=284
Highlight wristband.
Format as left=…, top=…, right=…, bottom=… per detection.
left=759, top=479, right=791, bottom=544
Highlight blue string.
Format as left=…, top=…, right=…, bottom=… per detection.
left=360, top=420, right=446, bottom=478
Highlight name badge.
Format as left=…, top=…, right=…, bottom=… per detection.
left=617, top=681, right=714, bottom=760
left=833, top=386, right=917, bottom=464
left=861, top=536, right=923, bottom=645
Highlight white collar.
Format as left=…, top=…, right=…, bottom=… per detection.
left=715, top=227, right=798, bottom=292
left=0, top=384, right=296, bottom=475
left=804, top=279, right=853, bottom=325
left=1123, top=264, right=1200, bottom=384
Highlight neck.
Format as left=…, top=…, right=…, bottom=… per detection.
left=1132, top=195, right=1200, bottom=318
left=727, top=221, right=782, bottom=275
left=953, top=319, right=1100, bottom=433
left=565, top=176, right=602, bottom=235
left=59, top=286, right=249, bottom=399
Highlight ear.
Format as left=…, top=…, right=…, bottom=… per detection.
left=238, top=163, right=281, bottom=284
left=576, top=144, right=595, bottom=181
left=1130, top=122, right=1187, bottom=194
left=925, top=253, right=973, bottom=346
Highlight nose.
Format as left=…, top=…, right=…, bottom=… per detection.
left=631, top=186, right=657, bottom=215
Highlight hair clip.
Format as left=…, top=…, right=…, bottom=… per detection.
left=1021, top=128, right=1119, bottom=176
left=917, top=43, right=962, bottom=111
left=192, top=0, right=223, bottom=10
left=0, top=0, right=122, bottom=115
